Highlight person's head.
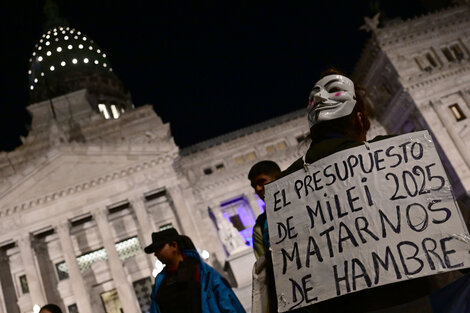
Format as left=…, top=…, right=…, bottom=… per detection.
left=144, top=228, right=183, bottom=265
left=307, top=68, right=370, bottom=142
left=39, top=304, right=62, bottom=313
left=248, top=160, right=281, bottom=200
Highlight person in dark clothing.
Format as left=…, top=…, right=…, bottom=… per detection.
left=248, top=160, right=281, bottom=313
left=248, top=160, right=281, bottom=259
left=39, top=304, right=62, bottom=313
left=279, top=69, right=468, bottom=313
left=145, top=228, right=246, bottom=313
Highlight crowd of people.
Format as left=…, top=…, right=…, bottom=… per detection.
left=40, top=69, right=470, bottom=312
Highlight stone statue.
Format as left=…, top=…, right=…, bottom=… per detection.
left=210, top=208, right=246, bottom=254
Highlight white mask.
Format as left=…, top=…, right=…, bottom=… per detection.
left=307, top=74, right=356, bottom=128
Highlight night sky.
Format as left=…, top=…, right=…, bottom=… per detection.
left=0, top=1, right=449, bottom=152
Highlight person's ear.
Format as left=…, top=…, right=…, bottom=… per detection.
left=356, top=112, right=364, bottom=129
left=356, top=112, right=367, bottom=141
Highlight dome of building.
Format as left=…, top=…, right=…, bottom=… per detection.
left=28, top=21, right=133, bottom=118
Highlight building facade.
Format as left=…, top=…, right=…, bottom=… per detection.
left=353, top=4, right=470, bottom=205
left=0, top=21, right=320, bottom=313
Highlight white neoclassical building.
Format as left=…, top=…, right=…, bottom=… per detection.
left=353, top=3, right=470, bottom=205
left=0, top=17, right=319, bottom=312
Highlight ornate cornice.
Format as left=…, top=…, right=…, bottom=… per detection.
left=0, top=151, right=177, bottom=218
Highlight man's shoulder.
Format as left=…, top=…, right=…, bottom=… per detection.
left=255, top=212, right=267, bottom=227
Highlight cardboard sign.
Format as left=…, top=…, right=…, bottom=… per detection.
left=264, top=131, right=470, bottom=312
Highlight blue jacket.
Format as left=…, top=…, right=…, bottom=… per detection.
left=150, top=249, right=246, bottom=313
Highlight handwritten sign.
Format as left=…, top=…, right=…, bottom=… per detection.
left=264, top=131, right=470, bottom=312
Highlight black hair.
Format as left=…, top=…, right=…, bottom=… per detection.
left=40, top=304, right=62, bottom=313
left=248, top=160, right=281, bottom=180
left=309, top=68, right=370, bottom=143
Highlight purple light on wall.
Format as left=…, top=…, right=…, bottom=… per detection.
left=237, top=203, right=255, bottom=229
left=220, top=196, right=257, bottom=247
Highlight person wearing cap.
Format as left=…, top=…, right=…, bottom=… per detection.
left=145, top=228, right=246, bottom=313
left=278, top=70, right=470, bottom=312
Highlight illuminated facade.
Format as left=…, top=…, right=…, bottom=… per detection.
left=353, top=4, right=470, bottom=205
left=0, top=4, right=410, bottom=313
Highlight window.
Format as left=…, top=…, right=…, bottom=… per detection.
left=277, top=141, right=288, bottom=150
left=415, top=52, right=439, bottom=72
left=425, top=53, right=438, bottom=68
left=70, top=215, right=92, bottom=227
left=245, top=151, right=256, bottom=162
left=296, top=133, right=308, bottom=143
left=56, top=262, right=69, bottom=280
left=68, top=304, right=78, bottom=313
left=451, top=44, right=465, bottom=61
left=266, top=145, right=276, bottom=154
left=234, top=151, right=257, bottom=165
left=220, top=197, right=256, bottom=247
left=76, top=248, right=107, bottom=273
left=110, top=104, right=120, bottom=119
left=234, top=155, right=245, bottom=165
left=449, top=104, right=466, bottom=121
left=133, top=278, right=153, bottom=313
left=441, top=43, right=466, bottom=63
left=144, top=188, right=166, bottom=201
left=115, top=237, right=143, bottom=261
left=57, top=237, right=143, bottom=275
left=229, top=215, right=245, bottom=231
left=442, top=47, right=455, bottom=62
left=19, top=275, right=29, bottom=294
left=203, top=167, right=213, bottom=175
left=108, top=201, right=130, bottom=214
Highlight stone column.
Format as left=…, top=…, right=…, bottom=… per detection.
left=56, top=222, right=93, bottom=313
left=0, top=250, right=19, bottom=313
left=167, top=186, right=203, bottom=242
left=94, top=209, right=141, bottom=313
left=130, top=195, right=155, bottom=246
left=31, top=238, right=63, bottom=309
left=130, top=196, right=156, bottom=272
left=17, top=234, right=47, bottom=307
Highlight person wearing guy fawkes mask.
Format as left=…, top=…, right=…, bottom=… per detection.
left=280, top=69, right=470, bottom=313
left=282, top=70, right=382, bottom=177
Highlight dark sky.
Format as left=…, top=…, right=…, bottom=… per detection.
left=0, top=1, right=446, bottom=151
